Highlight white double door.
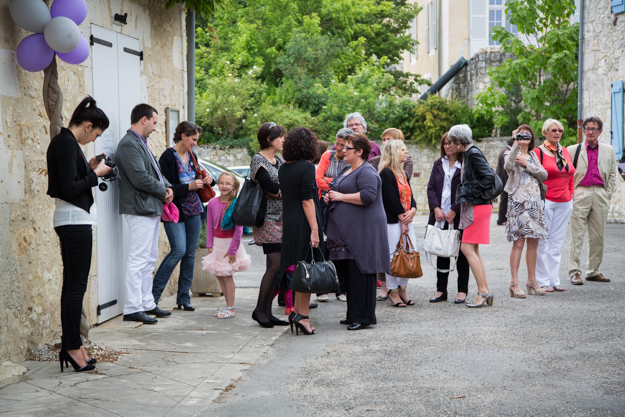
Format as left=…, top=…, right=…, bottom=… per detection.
left=91, top=25, right=141, bottom=323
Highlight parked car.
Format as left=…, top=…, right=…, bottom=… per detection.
left=228, top=165, right=251, bottom=178
left=197, top=159, right=244, bottom=199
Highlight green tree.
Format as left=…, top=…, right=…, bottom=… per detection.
left=474, top=0, right=578, bottom=144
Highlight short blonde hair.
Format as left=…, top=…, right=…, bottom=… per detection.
left=378, top=139, right=407, bottom=178
left=382, top=128, right=405, bottom=141
left=542, top=119, right=564, bottom=135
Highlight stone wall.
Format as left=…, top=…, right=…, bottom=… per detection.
left=447, top=47, right=515, bottom=107
left=582, top=3, right=625, bottom=220
left=195, top=144, right=252, bottom=168
left=0, top=0, right=186, bottom=363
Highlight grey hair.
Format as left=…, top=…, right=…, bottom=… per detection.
left=336, top=128, right=354, bottom=139
left=448, top=124, right=473, bottom=146
left=343, top=112, right=367, bottom=132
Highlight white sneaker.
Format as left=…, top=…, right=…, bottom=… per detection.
left=317, top=294, right=330, bottom=302
left=336, top=294, right=347, bottom=302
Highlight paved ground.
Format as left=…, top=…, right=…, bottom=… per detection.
left=1, top=215, right=623, bottom=416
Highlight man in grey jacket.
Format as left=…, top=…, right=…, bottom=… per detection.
left=116, top=104, right=173, bottom=324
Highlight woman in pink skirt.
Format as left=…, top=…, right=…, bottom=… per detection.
left=202, top=172, right=252, bottom=318
left=449, top=124, right=496, bottom=308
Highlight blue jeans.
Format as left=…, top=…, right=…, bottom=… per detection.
left=152, top=214, right=202, bottom=305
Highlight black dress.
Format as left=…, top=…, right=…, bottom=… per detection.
left=279, top=160, right=325, bottom=282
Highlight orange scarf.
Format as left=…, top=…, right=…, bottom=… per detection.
left=544, top=142, right=569, bottom=172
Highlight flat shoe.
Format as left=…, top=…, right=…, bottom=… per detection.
left=177, top=303, right=195, bottom=311
left=340, top=319, right=350, bottom=325
left=144, top=307, right=171, bottom=317
left=309, top=303, right=318, bottom=309
left=376, top=294, right=388, bottom=301
left=336, top=294, right=347, bottom=302
left=347, top=323, right=370, bottom=331
left=454, top=297, right=466, bottom=304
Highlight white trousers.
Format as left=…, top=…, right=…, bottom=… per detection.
left=535, top=200, right=573, bottom=287
left=385, top=222, right=416, bottom=290
left=123, top=214, right=160, bottom=315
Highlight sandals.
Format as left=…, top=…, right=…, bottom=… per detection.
left=215, top=306, right=237, bottom=319
left=541, top=286, right=555, bottom=293
left=398, top=286, right=415, bottom=306
left=388, top=289, right=406, bottom=307
left=508, top=283, right=527, bottom=298
left=376, top=293, right=389, bottom=301
left=553, top=285, right=565, bottom=292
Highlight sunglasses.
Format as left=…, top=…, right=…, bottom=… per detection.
left=549, top=129, right=564, bottom=134
left=345, top=146, right=356, bottom=151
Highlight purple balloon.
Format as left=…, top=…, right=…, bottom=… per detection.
left=16, top=34, right=55, bottom=72
left=50, top=0, right=88, bottom=26
left=57, top=35, right=89, bottom=65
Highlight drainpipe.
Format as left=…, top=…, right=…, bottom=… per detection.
left=577, top=0, right=584, bottom=144
left=438, top=0, right=442, bottom=85
left=186, top=8, right=196, bottom=122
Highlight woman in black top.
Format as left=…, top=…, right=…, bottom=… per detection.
left=250, top=122, right=289, bottom=328
left=46, top=97, right=111, bottom=372
left=279, top=127, right=324, bottom=335
left=152, top=122, right=213, bottom=311
left=378, top=140, right=418, bottom=307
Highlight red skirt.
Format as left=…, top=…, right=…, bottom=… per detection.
left=462, top=204, right=493, bottom=244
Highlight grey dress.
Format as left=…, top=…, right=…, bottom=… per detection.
left=250, top=153, right=283, bottom=243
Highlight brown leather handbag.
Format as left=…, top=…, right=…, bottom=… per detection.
left=390, top=234, right=423, bottom=278
left=189, top=151, right=216, bottom=203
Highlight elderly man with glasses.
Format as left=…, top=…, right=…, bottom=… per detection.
left=566, top=116, right=618, bottom=285
left=343, top=112, right=381, bottom=160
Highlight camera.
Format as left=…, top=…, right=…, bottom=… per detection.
left=98, top=156, right=120, bottom=192
left=516, top=132, right=532, bottom=141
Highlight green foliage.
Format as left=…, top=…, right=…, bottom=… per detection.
left=475, top=0, right=578, bottom=145
left=411, top=95, right=494, bottom=145
left=197, top=220, right=207, bottom=249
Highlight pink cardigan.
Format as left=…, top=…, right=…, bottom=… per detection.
left=205, top=198, right=244, bottom=256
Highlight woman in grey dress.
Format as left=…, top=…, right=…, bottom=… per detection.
left=504, top=124, right=549, bottom=298
left=324, top=134, right=390, bottom=330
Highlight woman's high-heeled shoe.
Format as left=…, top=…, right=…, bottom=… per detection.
left=526, top=282, right=547, bottom=296
left=398, top=286, right=415, bottom=306
left=293, top=314, right=316, bottom=336
left=509, top=283, right=527, bottom=298
left=87, top=358, right=97, bottom=365
left=486, top=292, right=494, bottom=306
left=252, top=312, right=274, bottom=328
left=430, top=292, right=448, bottom=303
left=59, top=350, right=95, bottom=372
left=466, top=293, right=489, bottom=308
left=288, top=311, right=297, bottom=333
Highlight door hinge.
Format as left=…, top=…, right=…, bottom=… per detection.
left=90, top=35, right=113, bottom=48
left=123, top=47, right=143, bottom=61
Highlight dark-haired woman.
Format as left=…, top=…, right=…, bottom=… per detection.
left=504, top=124, right=549, bottom=297
left=426, top=132, right=470, bottom=303
left=324, top=135, right=389, bottom=330
left=251, top=122, right=289, bottom=327
left=279, top=127, right=324, bottom=335
left=152, top=122, right=214, bottom=311
left=47, top=97, right=112, bottom=372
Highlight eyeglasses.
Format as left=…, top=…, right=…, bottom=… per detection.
left=443, top=142, right=453, bottom=147
left=583, top=127, right=601, bottom=132
left=549, top=129, right=564, bottom=134
left=335, top=143, right=346, bottom=149
left=344, top=146, right=356, bottom=151
left=347, top=123, right=362, bottom=128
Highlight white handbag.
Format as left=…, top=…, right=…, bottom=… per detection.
left=422, top=223, right=461, bottom=273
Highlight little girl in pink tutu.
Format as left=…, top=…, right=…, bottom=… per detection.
left=202, top=172, right=251, bottom=318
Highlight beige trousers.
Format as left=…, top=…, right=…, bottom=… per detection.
left=568, top=185, right=610, bottom=278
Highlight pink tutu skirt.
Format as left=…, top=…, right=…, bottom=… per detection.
left=201, top=238, right=252, bottom=276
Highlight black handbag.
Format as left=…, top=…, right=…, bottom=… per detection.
left=290, top=245, right=339, bottom=294
left=232, top=177, right=267, bottom=228
left=481, top=171, right=503, bottom=201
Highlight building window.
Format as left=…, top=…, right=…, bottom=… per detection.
left=488, top=0, right=517, bottom=46
left=431, top=0, right=437, bottom=50
left=410, top=17, right=418, bottom=62
left=425, top=2, right=429, bottom=53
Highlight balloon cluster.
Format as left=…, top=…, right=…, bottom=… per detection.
left=10, top=0, right=89, bottom=72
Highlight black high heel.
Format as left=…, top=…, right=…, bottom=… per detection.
left=270, top=317, right=289, bottom=326
left=87, top=358, right=97, bottom=365
left=252, top=311, right=274, bottom=328
left=59, top=350, right=95, bottom=372
left=293, top=314, right=316, bottom=336
left=288, top=311, right=297, bottom=333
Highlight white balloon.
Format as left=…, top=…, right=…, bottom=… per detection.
left=44, top=17, right=80, bottom=53
left=9, top=0, right=51, bottom=33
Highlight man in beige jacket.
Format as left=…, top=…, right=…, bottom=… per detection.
left=567, top=116, right=618, bottom=285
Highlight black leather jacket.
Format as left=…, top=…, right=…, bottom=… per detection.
left=456, top=145, right=495, bottom=205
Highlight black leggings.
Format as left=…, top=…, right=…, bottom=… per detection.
left=254, top=245, right=281, bottom=322
left=55, top=225, right=92, bottom=351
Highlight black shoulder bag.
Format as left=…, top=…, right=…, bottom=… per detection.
left=290, top=245, right=339, bottom=294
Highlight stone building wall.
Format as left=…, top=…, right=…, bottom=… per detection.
left=447, top=47, right=515, bottom=107
left=0, top=0, right=186, bottom=363
left=582, top=3, right=625, bottom=220
left=195, top=144, right=252, bottom=168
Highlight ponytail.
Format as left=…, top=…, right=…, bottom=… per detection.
left=69, top=96, right=110, bottom=131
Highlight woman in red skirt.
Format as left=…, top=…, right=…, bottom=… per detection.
left=449, top=124, right=496, bottom=308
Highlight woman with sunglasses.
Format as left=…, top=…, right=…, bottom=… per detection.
left=533, top=119, right=575, bottom=292
left=505, top=125, right=549, bottom=298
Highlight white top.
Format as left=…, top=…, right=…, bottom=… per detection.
left=441, top=156, right=462, bottom=223
left=53, top=198, right=97, bottom=227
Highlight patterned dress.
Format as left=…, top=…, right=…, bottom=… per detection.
left=250, top=153, right=283, bottom=243
left=506, top=156, right=549, bottom=242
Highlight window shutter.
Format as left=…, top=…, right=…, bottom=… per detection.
left=425, top=3, right=430, bottom=53
left=470, top=0, right=487, bottom=56
left=432, top=0, right=437, bottom=50
left=613, top=0, right=625, bottom=14
left=411, top=17, right=418, bottom=61
left=611, top=80, right=624, bottom=160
